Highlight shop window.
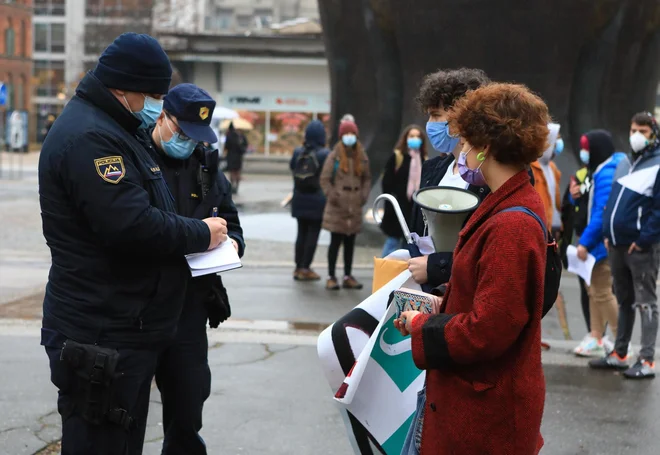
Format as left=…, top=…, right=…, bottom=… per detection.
left=33, top=60, right=65, bottom=97
left=269, top=112, right=314, bottom=156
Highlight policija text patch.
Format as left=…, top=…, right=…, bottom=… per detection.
left=94, top=156, right=126, bottom=184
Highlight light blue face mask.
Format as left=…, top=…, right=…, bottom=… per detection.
left=580, top=150, right=590, bottom=165
left=555, top=138, right=564, bottom=155
left=342, top=134, right=357, bottom=147
left=159, top=116, right=197, bottom=160
left=125, top=94, right=163, bottom=129
left=426, top=121, right=460, bottom=153
left=407, top=137, right=422, bottom=150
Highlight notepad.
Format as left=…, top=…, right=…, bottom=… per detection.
left=566, top=245, right=596, bottom=286
left=185, top=240, right=242, bottom=277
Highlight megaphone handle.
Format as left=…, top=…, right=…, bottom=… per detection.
left=373, top=194, right=413, bottom=244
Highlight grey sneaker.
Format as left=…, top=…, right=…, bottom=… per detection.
left=623, top=359, right=656, bottom=379
left=588, top=352, right=630, bottom=370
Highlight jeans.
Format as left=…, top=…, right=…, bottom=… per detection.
left=382, top=236, right=405, bottom=258
left=295, top=218, right=322, bottom=269
left=400, top=386, right=425, bottom=455
left=328, top=233, right=356, bottom=278
left=610, top=244, right=660, bottom=360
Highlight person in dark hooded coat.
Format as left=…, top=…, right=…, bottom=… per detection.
left=290, top=120, right=330, bottom=281
left=224, top=122, right=247, bottom=193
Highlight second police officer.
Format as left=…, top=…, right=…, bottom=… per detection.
left=140, top=83, right=245, bottom=454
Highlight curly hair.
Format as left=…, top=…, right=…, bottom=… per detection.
left=447, top=83, right=551, bottom=165
left=416, top=68, right=491, bottom=113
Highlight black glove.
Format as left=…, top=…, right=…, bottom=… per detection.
left=205, top=278, right=231, bottom=328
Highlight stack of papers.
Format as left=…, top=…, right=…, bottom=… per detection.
left=185, top=240, right=242, bottom=277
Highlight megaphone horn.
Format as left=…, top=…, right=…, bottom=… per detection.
left=412, top=187, right=481, bottom=252
left=373, top=194, right=413, bottom=244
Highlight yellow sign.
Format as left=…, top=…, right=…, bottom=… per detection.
left=199, top=107, right=209, bottom=120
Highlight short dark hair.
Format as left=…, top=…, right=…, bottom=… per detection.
left=416, top=68, right=491, bottom=113
left=631, top=112, right=655, bottom=128
left=448, top=83, right=550, bottom=166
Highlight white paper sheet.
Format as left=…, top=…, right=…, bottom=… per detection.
left=566, top=245, right=596, bottom=286
left=185, top=240, right=242, bottom=277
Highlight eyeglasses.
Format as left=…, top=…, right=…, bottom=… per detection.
left=164, top=113, right=191, bottom=141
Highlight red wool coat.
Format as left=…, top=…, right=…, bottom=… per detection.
left=411, top=170, right=547, bottom=455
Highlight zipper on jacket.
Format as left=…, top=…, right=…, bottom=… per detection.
left=637, top=206, right=643, bottom=231
left=610, top=156, right=641, bottom=247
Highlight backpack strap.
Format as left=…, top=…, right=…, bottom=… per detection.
left=499, top=207, right=547, bottom=241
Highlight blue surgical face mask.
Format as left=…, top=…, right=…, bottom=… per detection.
left=159, top=116, right=197, bottom=160
left=426, top=121, right=460, bottom=153
left=124, top=94, right=164, bottom=129
left=342, top=134, right=357, bottom=147
left=407, top=137, right=422, bottom=150
left=579, top=149, right=590, bottom=165
left=555, top=138, right=564, bottom=155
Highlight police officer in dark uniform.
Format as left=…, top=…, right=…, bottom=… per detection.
left=38, top=34, right=228, bottom=455
left=141, top=83, right=245, bottom=454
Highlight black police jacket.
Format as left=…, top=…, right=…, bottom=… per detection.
left=39, top=72, right=211, bottom=349
left=145, top=139, right=245, bottom=329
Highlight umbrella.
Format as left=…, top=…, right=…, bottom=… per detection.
left=212, top=106, right=239, bottom=120
left=221, top=118, right=254, bottom=131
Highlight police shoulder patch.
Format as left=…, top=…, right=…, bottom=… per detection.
left=94, top=156, right=125, bottom=184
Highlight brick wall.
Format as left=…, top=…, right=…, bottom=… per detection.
left=0, top=2, right=33, bottom=112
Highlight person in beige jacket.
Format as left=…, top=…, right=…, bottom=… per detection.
left=320, top=120, right=371, bottom=290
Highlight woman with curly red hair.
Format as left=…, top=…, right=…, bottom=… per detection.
left=396, top=83, right=550, bottom=454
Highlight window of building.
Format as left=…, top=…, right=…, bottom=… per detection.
left=6, top=22, right=15, bottom=57
left=16, top=75, right=24, bottom=110
left=254, top=9, right=273, bottom=28
left=34, top=0, right=66, bottom=16
left=34, top=23, right=65, bottom=53
left=236, top=15, right=253, bottom=29
left=205, top=8, right=234, bottom=31
left=33, top=60, right=65, bottom=97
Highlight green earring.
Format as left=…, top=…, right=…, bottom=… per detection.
left=476, top=151, right=487, bottom=162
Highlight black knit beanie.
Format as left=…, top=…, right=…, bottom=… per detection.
left=93, top=33, right=172, bottom=95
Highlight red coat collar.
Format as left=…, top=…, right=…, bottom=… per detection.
left=458, top=170, right=532, bottom=246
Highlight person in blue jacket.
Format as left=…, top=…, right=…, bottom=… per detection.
left=38, top=34, right=228, bottom=454
left=591, top=112, right=660, bottom=379
left=572, top=130, right=623, bottom=358
left=290, top=120, right=330, bottom=281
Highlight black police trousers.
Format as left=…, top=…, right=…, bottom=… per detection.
left=44, top=343, right=158, bottom=455
left=155, top=300, right=211, bottom=455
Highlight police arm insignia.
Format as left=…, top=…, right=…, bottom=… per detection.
left=94, top=156, right=126, bottom=184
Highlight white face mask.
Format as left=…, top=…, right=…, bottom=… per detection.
left=630, top=131, right=650, bottom=153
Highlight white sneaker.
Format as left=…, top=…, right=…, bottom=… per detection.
left=602, top=336, right=615, bottom=353
left=574, top=335, right=607, bottom=358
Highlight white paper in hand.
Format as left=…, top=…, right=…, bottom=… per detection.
left=185, top=240, right=242, bottom=277
left=566, top=245, right=596, bottom=286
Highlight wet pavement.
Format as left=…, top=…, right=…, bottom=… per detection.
left=2, top=153, right=660, bottom=454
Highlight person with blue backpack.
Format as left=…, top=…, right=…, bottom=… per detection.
left=591, top=112, right=660, bottom=379
left=571, top=130, right=624, bottom=358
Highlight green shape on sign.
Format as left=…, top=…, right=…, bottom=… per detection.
left=370, top=312, right=423, bottom=392
left=382, top=411, right=415, bottom=455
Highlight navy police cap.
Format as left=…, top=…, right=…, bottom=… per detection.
left=163, top=83, right=217, bottom=143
